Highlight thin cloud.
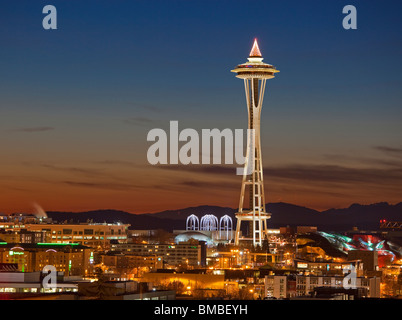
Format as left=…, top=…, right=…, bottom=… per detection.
left=178, top=179, right=238, bottom=190
left=92, top=160, right=138, bottom=167
left=374, top=145, right=402, bottom=157
left=22, top=162, right=121, bottom=181
left=129, top=103, right=162, bottom=113
left=123, top=117, right=155, bottom=126
left=39, top=164, right=102, bottom=177
left=322, top=153, right=402, bottom=168
left=265, top=164, right=402, bottom=186
left=155, top=163, right=402, bottom=187
left=147, top=179, right=238, bottom=195
left=62, top=181, right=139, bottom=191
left=156, top=164, right=234, bottom=175
left=8, top=127, right=54, bottom=133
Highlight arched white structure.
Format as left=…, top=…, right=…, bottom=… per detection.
left=200, top=214, right=219, bottom=231
left=186, top=214, right=199, bottom=231
left=219, top=215, right=233, bottom=241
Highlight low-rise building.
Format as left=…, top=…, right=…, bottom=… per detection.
left=25, top=223, right=129, bottom=250
left=265, top=275, right=296, bottom=299
left=0, top=242, right=94, bottom=276
left=0, top=271, right=82, bottom=294
left=110, top=240, right=206, bottom=266
left=264, top=274, right=381, bottom=299
left=295, top=259, right=362, bottom=276
left=0, top=229, right=49, bottom=244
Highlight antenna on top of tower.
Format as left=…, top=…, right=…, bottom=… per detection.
left=249, top=38, right=262, bottom=57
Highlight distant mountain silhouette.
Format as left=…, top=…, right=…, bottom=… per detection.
left=46, top=202, right=402, bottom=232
left=45, top=209, right=185, bottom=231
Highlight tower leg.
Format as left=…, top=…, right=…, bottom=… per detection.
left=235, top=77, right=270, bottom=248
left=235, top=218, right=241, bottom=245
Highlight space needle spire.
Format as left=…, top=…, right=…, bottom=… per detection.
left=249, top=38, right=262, bottom=57
left=231, top=38, right=280, bottom=247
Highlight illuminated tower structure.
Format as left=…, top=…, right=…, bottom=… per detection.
left=231, top=39, right=279, bottom=247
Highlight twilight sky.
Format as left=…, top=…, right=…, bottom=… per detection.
left=1, top=0, right=402, bottom=214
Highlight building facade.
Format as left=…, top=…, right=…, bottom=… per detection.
left=110, top=241, right=206, bottom=266
left=0, top=229, right=48, bottom=244
left=0, top=243, right=94, bottom=276
left=26, top=223, right=129, bottom=250
left=264, top=275, right=381, bottom=299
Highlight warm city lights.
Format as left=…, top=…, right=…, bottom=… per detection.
left=1, top=3, right=401, bottom=317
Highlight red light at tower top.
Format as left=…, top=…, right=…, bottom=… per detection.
left=249, top=38, right=262, bottom=57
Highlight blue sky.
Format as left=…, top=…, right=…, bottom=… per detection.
left=1, top=0, right=401, bottom=213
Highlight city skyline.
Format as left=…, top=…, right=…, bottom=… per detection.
left=1, top=1, right=402, bottom=214
left=0, top=1, right=401, bottom=305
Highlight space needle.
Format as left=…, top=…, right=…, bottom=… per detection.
left=231, top=39, right=279, bottom=247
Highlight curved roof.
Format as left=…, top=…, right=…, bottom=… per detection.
left=175, top=231, right=212, bottom=244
